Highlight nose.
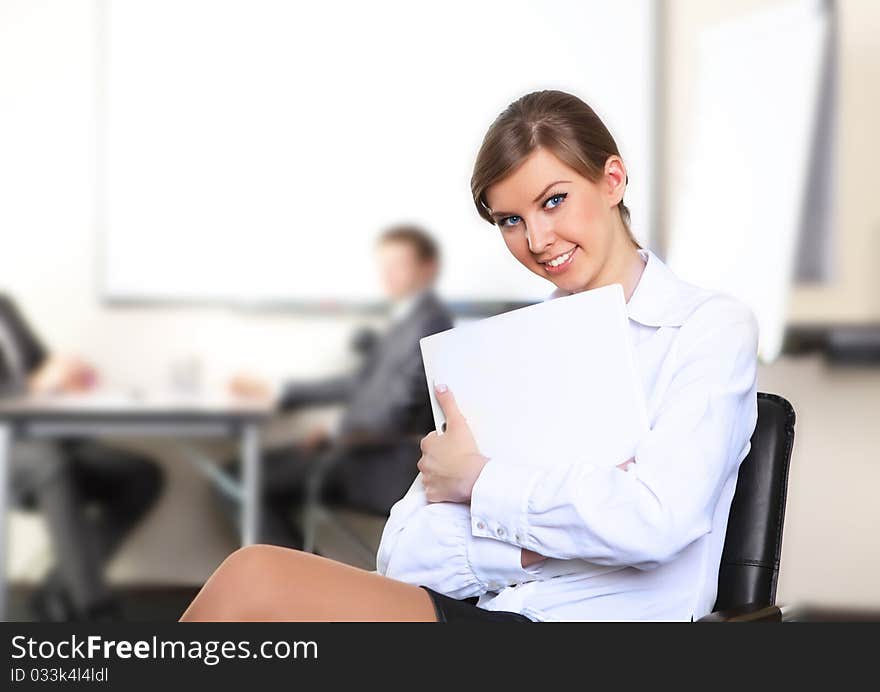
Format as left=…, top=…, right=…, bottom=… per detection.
left=525, top=216, right=555, bottom=255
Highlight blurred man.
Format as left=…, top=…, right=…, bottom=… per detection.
left=227, top=225, right=453, bottom=548
left=0, top=294, right=163, bottom=620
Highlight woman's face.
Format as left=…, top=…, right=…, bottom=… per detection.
left=484, top=147, right=629, bottom=295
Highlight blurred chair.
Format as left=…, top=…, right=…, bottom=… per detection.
left=301, top=432, right=422, bottom=566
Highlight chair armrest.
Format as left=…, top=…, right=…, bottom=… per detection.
left=698, top=602, right=783, bottom=622
left=305, top=432, right=422, bottom=494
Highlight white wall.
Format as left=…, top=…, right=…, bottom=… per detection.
left=101, top=0, right=655, bottom=305
left=0, top=0, right=368, bottom=393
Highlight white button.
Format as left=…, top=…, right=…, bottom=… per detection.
left=476, top=521, right=486, bottom=530
left=496, top=527, right=505, bottom=537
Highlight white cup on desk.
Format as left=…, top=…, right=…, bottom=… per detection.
left=169, top=355, right=203, bottom=397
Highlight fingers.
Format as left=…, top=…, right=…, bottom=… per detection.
left=419, top=431, right=437, bottom=453
left=418, top=458, right=441, bottom=503
left=433, top=382, right=464, bottom=426
left=417, top=454, right=440, bottom=502
left=416, top=455, right=433, bottom=502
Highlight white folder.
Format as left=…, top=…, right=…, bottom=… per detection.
left=420, top=284, right=649, bottom=471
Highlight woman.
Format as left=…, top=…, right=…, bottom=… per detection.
left=180, top=90, right=758, bottom=622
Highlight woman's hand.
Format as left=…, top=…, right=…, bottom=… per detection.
left=418, top=383, right=488, bottom=504
left=521, top=548, right=546, bottom=569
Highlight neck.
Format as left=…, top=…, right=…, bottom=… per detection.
left=585, top=221, right=646, bottom=302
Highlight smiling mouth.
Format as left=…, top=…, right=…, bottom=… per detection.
left=542, top=246, right=578, bottom=274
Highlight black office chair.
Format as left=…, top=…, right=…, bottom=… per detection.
left=700, top=392, right=795, bottom=622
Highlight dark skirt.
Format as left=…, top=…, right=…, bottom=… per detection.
left=420, top=587, right=534, bottom=623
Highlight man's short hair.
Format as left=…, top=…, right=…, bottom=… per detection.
left=377, top=224, right=440, bottom=264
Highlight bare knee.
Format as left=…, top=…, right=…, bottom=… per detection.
left=213, top=544, right=305, bottom=597
left=217, top=544, right=276, bottom=578
left=182, top=544, right=298, bottom=621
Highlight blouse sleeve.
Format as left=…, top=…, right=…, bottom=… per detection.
left=468, top=299, right=759, bottom=570
left=376, top=473, right=541, bottom=599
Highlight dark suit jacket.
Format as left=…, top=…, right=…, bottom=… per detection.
left=278, top=289, right=454, bottom=439
left=277, top=290, right=453, bottom=514
left=0, top=294, right=48, bottom=394
left=282, top=292, right=452, bottom=515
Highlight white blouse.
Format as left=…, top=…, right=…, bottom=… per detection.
left=376, top=249, right=759, bottom=621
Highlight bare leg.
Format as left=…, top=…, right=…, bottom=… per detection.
left=180, top=545, right=438, bottom=622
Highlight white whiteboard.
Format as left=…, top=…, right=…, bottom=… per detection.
left=102, top=0, right=656, bottom=305
left=666, top=0, right=829, bottom=361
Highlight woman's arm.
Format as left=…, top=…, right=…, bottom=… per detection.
left=376, top=473, right=541, bottom=599
left=467, top=301, right=759, bottom=569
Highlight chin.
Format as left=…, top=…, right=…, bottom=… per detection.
left=551, top=270, right=592, bottom=294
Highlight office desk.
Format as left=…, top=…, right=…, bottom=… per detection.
left=0, top=392, right=272, bottom=620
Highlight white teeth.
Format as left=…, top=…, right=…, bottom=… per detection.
left=549, top=248, right=574, bottom=267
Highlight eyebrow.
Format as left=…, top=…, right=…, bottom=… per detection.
left=532, top=180, right=571, bottom=203
left=489, top=180, right=572, bottom=220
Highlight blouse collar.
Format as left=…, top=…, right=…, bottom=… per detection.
left=547, top=248, right=709, bottom=328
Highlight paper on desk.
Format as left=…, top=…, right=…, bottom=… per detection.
left=419, top=284, right=649, bottom=471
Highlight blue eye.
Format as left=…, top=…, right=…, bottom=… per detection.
left=499, top=215, right=522, bottom=229
left=544, top=193, right=567, bottom=209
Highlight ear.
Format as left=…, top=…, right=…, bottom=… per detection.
left=603, top=155, right=627, bottom=208
left=421, top=258, right=440, bottom=283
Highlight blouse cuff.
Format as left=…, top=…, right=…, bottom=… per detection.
left=466, top=532, right=532, bottom=592
left=470, top=459, right=542, bottom=549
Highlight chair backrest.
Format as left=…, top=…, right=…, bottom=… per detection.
left=713, top=392, right=795, bottom=611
